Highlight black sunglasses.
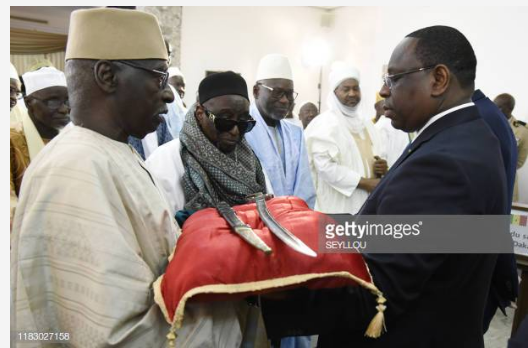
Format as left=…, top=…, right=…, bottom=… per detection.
left=203, top=108, right=256, bottom=134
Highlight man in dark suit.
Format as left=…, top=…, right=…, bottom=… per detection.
left=262, top=26, right=509, bottom=348
left=472, top=89, right=519, bottom=332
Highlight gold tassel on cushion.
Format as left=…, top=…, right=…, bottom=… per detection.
left=365, top=293, right=387, bottom=338
left=166, top=328, right=177, bottom=347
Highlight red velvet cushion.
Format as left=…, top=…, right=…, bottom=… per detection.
left=159, top=196, right=373, bottom=323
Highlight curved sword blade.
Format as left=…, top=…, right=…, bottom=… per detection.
left=250, top=193, right=317, bottom=258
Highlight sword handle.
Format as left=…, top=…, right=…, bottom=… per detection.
left=217, top=202, right=247, bottom=229
left=216, top=201, right=272, bottom=255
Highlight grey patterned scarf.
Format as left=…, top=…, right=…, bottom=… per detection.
left=180, top=104, right=267, bottom=210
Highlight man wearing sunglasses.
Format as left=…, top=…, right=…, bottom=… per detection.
left=246, top=54, right=316, bottom=212
left=146, top=71, right=270, bottom=346
left=10, top=66, right=70, bottom=229
left=147, top=71, right=267, bottom=217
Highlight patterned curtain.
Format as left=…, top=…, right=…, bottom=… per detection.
left=10, top=28, right=67, bottom=74
left=10, top=52, right=65, bottom=75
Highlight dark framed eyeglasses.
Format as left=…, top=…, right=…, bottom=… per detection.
left=116, top=60, right=169, bottom=90
left=31, top=96, right=70, bottom=109
left=203, top=107, right=256, bottom=134
left=382, top=65, right=436, bottom=90
left=258, top=83, right=298, bottom=101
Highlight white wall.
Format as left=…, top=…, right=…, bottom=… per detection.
left=180, top=6, right=327, bottom=111
left=329, top=6, right=528, bottom=121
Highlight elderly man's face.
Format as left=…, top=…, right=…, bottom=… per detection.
left=25, top=86, right=70, bottom=131
left=115, top=60, right=174, bottom=139
left=380, top=38, right=436, bottom=132
left=254, top=78, right=295, bottom=121
left=299, top=102, right=319, bottom=129
left=197, top=95, right=251, bottom=153
left=335, top=78, right=361, bottom=107
left=10, top=79, right=20, bottom=110
left=168, top=75, right=185, bottom=100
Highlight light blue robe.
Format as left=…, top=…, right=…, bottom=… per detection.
left=246, top=103, right=316, bottom=209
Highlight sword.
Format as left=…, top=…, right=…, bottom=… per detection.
left=247, top=193, right=317, bottom=258
left=216, top=201, right=272, bottom=255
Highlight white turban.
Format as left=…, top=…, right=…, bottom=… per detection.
left=22, top=67, right=67, bottom=96
left=327, top=63, right=364, bottom=133
left=256, top=54, right=293, bottom=81
left=168, top=67, right=185, bottom=82
left=10, top=63, right=20, bottom=81
left=329, top=63, right=360, bottom=91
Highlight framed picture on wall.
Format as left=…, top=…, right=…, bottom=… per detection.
left=511, top=203, right=528, bottom=267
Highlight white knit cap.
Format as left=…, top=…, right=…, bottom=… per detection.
left=168, top=66, right=184, bottom=78
left=10, top=62, right=20, bottom=82
left=329, top=63, right=360, bottom=90
left=23, top=67, right=67, bottom=96
left=256, top=54, right=293, bottom=81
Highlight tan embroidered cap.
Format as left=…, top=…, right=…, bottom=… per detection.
left=65, top=8, right=168, bottom=61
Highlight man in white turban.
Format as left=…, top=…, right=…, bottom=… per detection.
left=163, top=66, right=187, bottom=137
left=10, top=66, right=69, bottom=228
left=245, top=53, right=316, bottom=210
left=168, top=66, right=186, bottom=102
left=11, top=8, right=180, bottom=347
left=304, top=64, right=388, bottom=214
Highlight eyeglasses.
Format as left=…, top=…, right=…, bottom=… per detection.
left=31, top=96, right=70, bottom=109
left=382, top=66, right=435, bottom=90
left=203, top=107, right=257, bottom=134
left=10, top=87, right=22, bottom=99
left=116, top=60, right=169, bottom=90
left=258, top=83, right=298, bottom=101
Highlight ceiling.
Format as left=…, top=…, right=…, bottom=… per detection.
left=10, top=6, right=95, bottom=34
left=10, top=6, right=342, bottom=35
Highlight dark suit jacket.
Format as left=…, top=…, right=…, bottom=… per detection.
left=508, top=314, right=528, bottom=348
left=472, top=89, right=517, bottom=206
left=472, top=89, right=519, bottom=331
left=262, top=105, right=508, bottom=348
